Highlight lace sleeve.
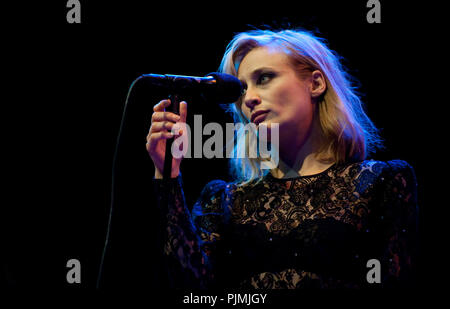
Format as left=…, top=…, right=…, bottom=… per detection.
left=153, top=176, right=227, bottom=288
left=375, top=160, right=419, bottom=287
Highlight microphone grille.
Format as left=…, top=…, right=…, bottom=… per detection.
left=205, top=72, right=243, bottom=104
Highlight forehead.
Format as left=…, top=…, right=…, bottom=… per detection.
left=237, top=46, right=291, bottom=78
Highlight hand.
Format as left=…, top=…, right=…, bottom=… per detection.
left=146, top=99, right=188, bottom=178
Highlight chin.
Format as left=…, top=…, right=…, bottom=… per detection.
left=259, top=119, right=281, bottom=130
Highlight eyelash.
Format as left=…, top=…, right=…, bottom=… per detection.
left=240, top=72, right=275, bottom=97
left=256, top=72, right=274, bottom=85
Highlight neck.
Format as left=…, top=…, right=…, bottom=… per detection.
left=271, top=152, right=334, bottom=178
left=270, top=118, right=334, bottom=179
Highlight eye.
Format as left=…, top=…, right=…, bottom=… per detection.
left=240, top=80, right=247, bottom=95
left=257, top=72, right=275, bottom=85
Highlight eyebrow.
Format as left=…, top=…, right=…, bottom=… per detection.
left=239, top=67, right=275, bottom=84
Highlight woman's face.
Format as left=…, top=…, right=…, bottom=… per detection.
left=237, top=46, right=322, bottom=146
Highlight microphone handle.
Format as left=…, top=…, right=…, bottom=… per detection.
left=163, top=94, right=181, bottom=179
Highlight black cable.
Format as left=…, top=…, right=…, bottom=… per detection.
left=96, top=75, right=144, bottom=289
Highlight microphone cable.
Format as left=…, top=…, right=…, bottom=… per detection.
left=96, top=75, right=144, bottom=289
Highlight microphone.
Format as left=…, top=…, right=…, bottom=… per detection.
left=140, top=72, right=243, bottom=179
left=96, top=71, right=242, bottom=286
left=141, top=72, right=243, bottom=104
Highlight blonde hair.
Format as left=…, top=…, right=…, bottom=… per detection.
left=218, top=28, right=384, bottom=184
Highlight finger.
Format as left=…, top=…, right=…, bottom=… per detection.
left=152, top=131, right=175, bottom=141
left=151, top=111, right=181, bottom=123
left=179, top=101, right=188, bottom=123
left=149, top=121, right=175, bottom=134
left=153, top=99, right=171, bottom=112
left=146, top=131, right=174, bottom=149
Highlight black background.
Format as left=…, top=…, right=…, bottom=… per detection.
left=4, top=0, right=437, bottom=304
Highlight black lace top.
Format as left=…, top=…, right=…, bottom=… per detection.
left=153, top=159, right=418, bottom=289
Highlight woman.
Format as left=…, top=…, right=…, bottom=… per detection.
left=146, top=29, right=418, bottom=288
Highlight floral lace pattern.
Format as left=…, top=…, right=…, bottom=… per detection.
left=153, top=160, right=418, bottom=289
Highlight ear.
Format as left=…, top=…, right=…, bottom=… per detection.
left=310, top=70, right=326, bottom=98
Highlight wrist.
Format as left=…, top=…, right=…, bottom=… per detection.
left=154, top=169, right=163, bottom=179
left=154, top=168, right=180, bottom=179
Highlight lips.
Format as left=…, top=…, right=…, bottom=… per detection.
left=251, top=110, right=269, bottom=125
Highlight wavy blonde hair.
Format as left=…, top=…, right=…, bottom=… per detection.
left=218, top=29, right=383, bottom=184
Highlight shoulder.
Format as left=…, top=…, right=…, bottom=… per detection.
left=338, top=159, right=415, bottom=179
left=378, top=160, right=418, bottom=201
left=359, top=159, right=416, bottom=185
left=335, top=159, right=417, bottom=195
left=381, top=160, right=417, bottom=184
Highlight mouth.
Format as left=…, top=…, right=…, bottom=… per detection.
left=251, top=110, right=270, bottom=125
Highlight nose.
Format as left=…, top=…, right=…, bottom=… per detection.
left=243, top=87, right=261, bottom=110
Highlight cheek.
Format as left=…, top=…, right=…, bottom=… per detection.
left=272, top=85, right=313, bottom=122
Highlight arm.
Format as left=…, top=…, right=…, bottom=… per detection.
left=375, top=160, right=419, bottom=287
left=153, top=176, right=227, bottom=289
